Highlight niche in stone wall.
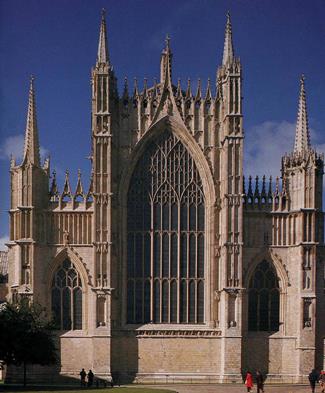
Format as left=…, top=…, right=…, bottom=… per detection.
left=21, top=245, right=31, bottom=284
left=227, top=291, right=237, bottom=328
left=303, top=298, right=312, bottom=328
left=302, top=247, right=312, bottom=290
left=97, top=295, right=106, bottom=327
left=24, top=269, right=30, bottom=285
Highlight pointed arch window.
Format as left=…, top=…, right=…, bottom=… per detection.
left=51, top=259, right=83, bottom=330
left=127, top=130, right=205, bottom=324
left=248, top=260, right=280, bottom=331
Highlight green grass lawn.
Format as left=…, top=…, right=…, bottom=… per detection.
left=0, top=388, right=177, bottom=393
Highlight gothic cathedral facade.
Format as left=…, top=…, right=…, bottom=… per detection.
left=6, top=12, right=325, bottom=383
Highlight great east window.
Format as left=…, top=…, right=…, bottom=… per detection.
left=51, top=259, right=82, bottom=330
left=127, top=131, right=205, bottom=324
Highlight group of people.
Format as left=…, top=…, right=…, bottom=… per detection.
left=78, top=367, right=325, bottom=390
left=79, top=368, right=94, bottom=387
left=244, top=370, right=265, bottom=393
left=309, top=369, right=325, bottom=393
left=244, top=369, right=325, bottom=393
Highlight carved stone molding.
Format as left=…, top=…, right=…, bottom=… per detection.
left=270, top=249, right=291, bottom=286
left=224, top=287, right=241, bottom=296
left=214, top=290, right=221, bottom=301
left=214, top=245, right=221, bottom=257
left=93, top=193, right=111, bottom=205
left=93, top=241, right=110, bottom=253
left=134, top=329, right=221, bottom=338
left=226, top=194, right=241, bottom=206
left=65, top=246, right=93, bottom=286
left=92, top=287, right=114, bottom=295
left=225, top=243, right=241, bottom=255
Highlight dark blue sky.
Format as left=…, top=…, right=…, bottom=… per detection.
left=0, top=0, right=325, bottom=248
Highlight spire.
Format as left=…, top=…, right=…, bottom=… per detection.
left=75, top=169, right=84, bottom=197
left=176, top=79, right=182, bottom=99
left=153, top=78, right=159, bottom=97
left=294, top=75, right=311, bottom=153
left=160, top=34, right=172, bottom=84
left=254, top=176, right=259, bottom=197
left=205, top=78, right=212, bottom=101
left=143, top=78, right=148, bottom=97
left=86, top=170, right=94, bottom=201
left=49, top=170, right=59, bottom=199
left=122, top=77, right=129, bottom=101
left=247, top=175, right=253, bottom=197
left=222, top=12, right=234, bottom=66
left=268, top=176, right=273, bottom=198
left=185, top=79, right=192, bottom=100
left=261, top=175, right=266, bottom=197
left=133, top=78, right=139, bottom=98
left=22, top=76, right=41, bottom=166
left=97, top=9, right=110, bottom=65
left=195, top=79, right=202, bottom=101
left=62, top=170, right=72, bottom=198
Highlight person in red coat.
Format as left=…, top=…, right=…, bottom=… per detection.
left=245, top=371, right=254, bottom=392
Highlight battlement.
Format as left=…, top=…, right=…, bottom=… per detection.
left=243, top=175, right=288, bottom=211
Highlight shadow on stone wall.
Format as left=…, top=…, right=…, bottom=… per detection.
left=111, top=331, right=138, bottom=384
left=242, top=333, right=271, bottom=378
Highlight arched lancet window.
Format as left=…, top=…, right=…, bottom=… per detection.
left=248, top=260, right=280, bottom=331
left=51, top=259, right=83, bottom=330
left=127, top=130, right=205, bottom=324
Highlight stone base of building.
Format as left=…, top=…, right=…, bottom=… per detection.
left=264, top=374, right=307, bottom=384
left=5, top=366, right=309, bottom=385
left=60, top=371, right=112, bottom=384
left=132, top=372, right=226, bottom=384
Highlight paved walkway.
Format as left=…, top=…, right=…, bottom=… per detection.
left=132, top=383, right=311, bottom=393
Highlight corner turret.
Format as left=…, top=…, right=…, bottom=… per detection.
left=282, top=76, right=324, bottom=211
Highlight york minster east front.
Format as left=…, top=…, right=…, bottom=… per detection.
left=5, top=11, right=325, bottom=384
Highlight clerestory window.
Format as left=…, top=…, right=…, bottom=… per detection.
left=51, top=259, right=82, bottom=330
left=248, top=260, right=280, bottom=331
left=127, top=131, right=205, bottom=324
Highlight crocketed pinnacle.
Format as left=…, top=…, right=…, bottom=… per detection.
left=222, top=12, right=234, bottom=66
left=160, top=34, right=172, bottom=85
left=22, top=76, right=41, bottom=166
left=294, top=75, right=311, bottom=153
left=97, top=9, right=110, bottom=65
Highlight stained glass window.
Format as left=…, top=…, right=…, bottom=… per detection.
left=127, top=131, right=205, bottom=324
left=51, top=259, right=82, bottom=330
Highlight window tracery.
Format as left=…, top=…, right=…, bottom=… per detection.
left=127, top=130, right=205, bottom=324
left=51, top=259, right=82, bottom=330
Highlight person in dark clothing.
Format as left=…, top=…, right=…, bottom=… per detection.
left=256, top=370, right=265, bottom=393
left=87, top=369, right=94, bottom=387
left=79, top=368, right=86, bottom=387
left=309, top=369, right=319, bottom=393
left=319, top=370, right=325, bottom=393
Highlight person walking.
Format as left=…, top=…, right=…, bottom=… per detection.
left=87, top=369, right=94, bottom=387
left=79, top=368, right=86, bottom=387
left=309, top=369, right=319, bottom=393
left=245, top=371, right=254, bottom=392
left=319, top=370, right=325, bottom=393
left=256, top=370, right=265, bottom=393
